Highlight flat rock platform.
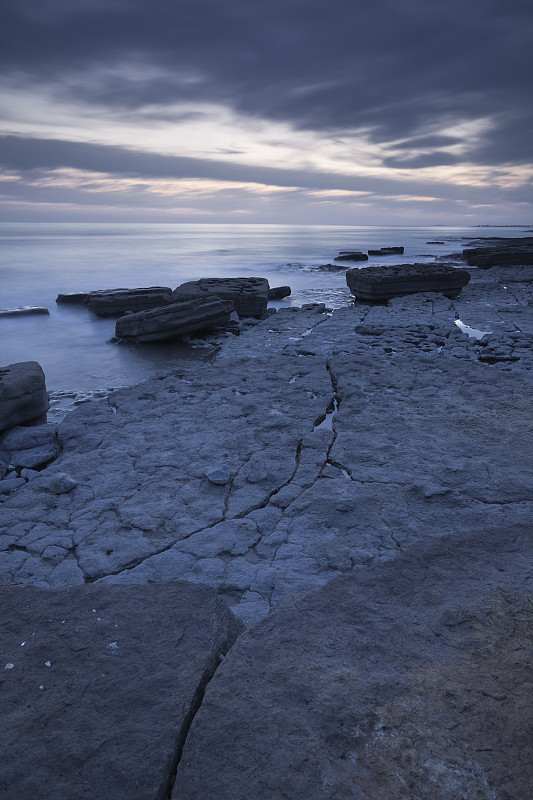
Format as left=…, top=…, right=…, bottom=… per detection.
left=1, top=263, right=532, bottom=797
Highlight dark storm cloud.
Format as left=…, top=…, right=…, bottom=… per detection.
left=2, top=0, right=533, bottom=166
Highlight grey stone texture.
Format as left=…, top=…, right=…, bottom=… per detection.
left=0, top=581, right=243, bottom=800
left=86, top=287, right=173, bottom=316
left=0, top=423, right=58, bottom=469
left=346, top=262, right=471, bottom=300
left=173, top=525, right=532, bottom=800
left=115, top=297, right=235, bottom=342
left=172, top=276, right=269, bottom=316
left=0, top=361, right=49, bottom=433
left=463, top=236, right=533, bottom=267
left=0, top=268, right=532, bottom=622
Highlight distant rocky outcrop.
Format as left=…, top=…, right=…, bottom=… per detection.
left=173, top=277, right=269, bottom=317
left=115, top=297, right=235, bottom=342
left=333, top=252, right=368, bottom=262
left=346, top=263, right=470, bottom=301
left=367, top=246, right=404, bottom=255
left=0, top=306, right=50, bottom=317
left=0, top=361, right=49, bottom=433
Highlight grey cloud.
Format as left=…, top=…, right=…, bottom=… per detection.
left=1, top=134, right=531, bottom=207
left=383, top=153, right=462, bottom=169
left=2, top=0, right=532, bottom=168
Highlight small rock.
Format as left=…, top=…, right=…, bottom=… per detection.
left=0, top=477, right=26, bottom=494
left=268, top=286, right=291, bottom=300
left=20, top=468, right=39, bottom=481
left=49, top=473, right=78, bottom=494
left=205, top=466, right=231, bottom=485
left=0, top=306, right=50, bottom=317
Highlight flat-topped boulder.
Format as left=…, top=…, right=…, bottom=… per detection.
left=172, top=277, right=269, bottom=317
left=333, top=251, right=368, bottom=262
left=0, top=306, right=49, bottom=317
left=0, top=361, right=49, bottom=434
left=86, top=287, right=174, bottom=317
left=367, top=246, right=404, bottom=255
left=115, top=296, right=235, bottom=342
left=0, top=422, right=58, bottom=469
left=56, top=289, right=129, bottom=305
left=346, top=263, right=470, bottom=301
left=0, top=581, right=243, bottom=800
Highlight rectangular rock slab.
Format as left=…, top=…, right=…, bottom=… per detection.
left=346, top=263, right=470, bottom=301
left=115, top=297, right=235, bottom=342
left=0, top=361, right=49, bottom=434
left=86, top=287, right=174, bottom=317
left=172, top=277, right=269, bottom=317
left=0, top=582, right=243, bottom=800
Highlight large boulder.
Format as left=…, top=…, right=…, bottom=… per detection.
left=85, top=287, right=174, bottom=317
left=268, top=286, right=291, bottom=300
left=115, top=297, right=235, bottom=342
left=346, top=263, right=470, bottom=301
left=172, top=526, right=532, bottom=800
left=0, top=361, right=49, bottom=434
left=0, top=581, right=243, bottom=800
left=172, top=277, right=269, bottom=317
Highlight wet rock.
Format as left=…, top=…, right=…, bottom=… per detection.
left=0, top=361, right=50, bottom=433
left=48, top=472, right=78, bottom=494
left=268, top=286, right=291, bottom=300
left=173, top=277, right=269, bottom=317
left=368, top=246, right=404, bottom=255
left=333, top=251, right=368, bottom=262
left=346, top=263, right=470, bottom=301
left=427, top=240, right=445, bottom=244
left=86, top=287, right=173, bottom=317
left=115, top=297, right=235, bottom=342
left=0, top=423, right=58, bottom=469
left=0, top=582, right=243, bottom=800
left=173, top=526, right=532, bottom=800
left=0, top=306, right=49, bottom=317
left=310, top=263, right=348, bottom=272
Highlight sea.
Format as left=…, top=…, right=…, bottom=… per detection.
left=1, top=223, right=529, bottom=403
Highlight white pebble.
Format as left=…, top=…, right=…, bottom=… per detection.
left=5, top=663, right=14, bottom=670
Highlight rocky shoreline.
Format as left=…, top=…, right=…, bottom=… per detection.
left=1, top=243, right=532, bottom=798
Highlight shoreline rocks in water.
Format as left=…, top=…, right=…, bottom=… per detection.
left=115, top=297, right=235, bottom=342
left=0, top=306, right=50, bottom=317
left=85, top=287, right=174, bottom=317
left=173, top=277, right=269, bottom=317
left=1, top=238, right=532, bottom=798
left=367, top=245, right=405, bottom=255
left=333, top=251, right=368, bottom=262
left=346, top=263, right=471, bottom=301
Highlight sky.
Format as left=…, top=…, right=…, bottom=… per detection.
left=1, top=0, right=532, bottom=225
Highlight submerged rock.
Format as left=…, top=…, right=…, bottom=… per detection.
left=115, top=297, right=235, bottom=342
left=0, top=361, right=49, bottom=434
left=173, top=277, right=269, bottom=317
left=346, top=263, right=470, bottom=301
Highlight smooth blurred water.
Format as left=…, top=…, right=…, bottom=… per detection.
left=0, top=223, right=528, bottom=391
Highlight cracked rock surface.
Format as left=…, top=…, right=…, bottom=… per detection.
left=0, top=581, right=242, bottom=800
left=173, top=524, right=532, bottom=800
left=1, top=267, right=532, bottom=627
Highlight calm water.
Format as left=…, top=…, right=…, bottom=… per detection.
left=0, top=223, right=528, bottom=392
